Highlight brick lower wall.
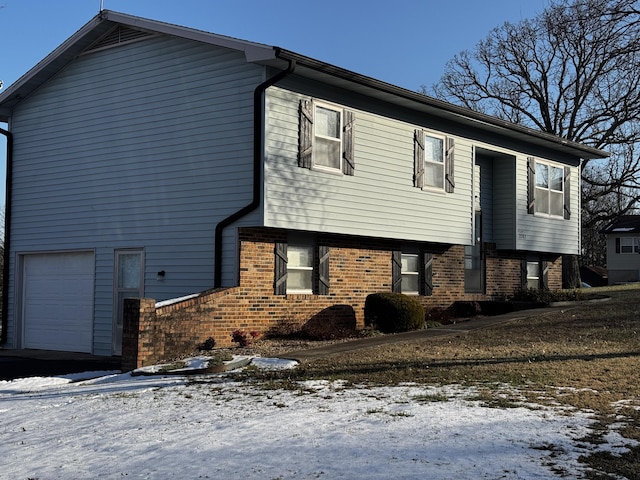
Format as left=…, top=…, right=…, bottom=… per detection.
left=121, top=228, right=563, bottom=369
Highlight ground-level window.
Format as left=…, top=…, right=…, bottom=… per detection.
left=401, top=254, right=419, bottom=295
left=274, top=240, right=330, bottom=295
left=526, top=261, right=540, bottom=290
left=392, top=250, right=433, bottom=296
left=286, top=245, right=314, bottom=293
left=523, top=257, right=549, bottom=290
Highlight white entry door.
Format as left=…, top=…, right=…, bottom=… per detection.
left=113, top=249, right=144, bottom=355
left=22, top=252, right=95, bottom=353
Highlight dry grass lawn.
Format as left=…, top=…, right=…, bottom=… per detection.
left=247, top=284, right=640, bottom=479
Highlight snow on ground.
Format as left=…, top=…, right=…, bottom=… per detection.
left=0, top=360, right=627, bottom=480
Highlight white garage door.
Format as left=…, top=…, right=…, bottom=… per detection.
left=23, top=252, right=95, bottom=353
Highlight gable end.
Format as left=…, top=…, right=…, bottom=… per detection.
left=84, top=25, right=157, bottom=53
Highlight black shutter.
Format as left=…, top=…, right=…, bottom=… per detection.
left=527, top=157, right=536, bottom=214
left=342, top=110, right=355, bottom=176
left=421, top=252, right=434, bottom=296
left=298, top=99, right=313, bottom=169
left=445, top=137, right=455, bottom=193
left=563, top=166, right=571, bottom=220
left=317, top=245, right=330, bottom=295
left=541, top=260, right=549, bottom=289
left=392, top=251, right=402, bottom=293
left=413, top=129, right=424, bottom=188
left=616, top=237, right=621, bottom=253
left=521, top=258, right=528, bottom=288
left=274, top=242, right=288, bottom=295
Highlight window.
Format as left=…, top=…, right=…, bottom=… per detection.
left=314, top=105, right=342, bottom=170
left=414, top=130, right=455, bottom=192
left=274, top=241, right=330, bottom=295
left=401, top=254, right=419, bottom=295
left=526, top=261, right=540, bottom=290
left=528, top=157, right=571, bottom=219
left=617, top=237, right=640, bottom=254
left=298, top=99, right=355, bottom=175
left=424, top=134, right=445, bottom=189
left=287, top=245, right=314, bottom=293
left=522, top=257, right=549, bottom=290
left=392, top=251, right=433, bottom=296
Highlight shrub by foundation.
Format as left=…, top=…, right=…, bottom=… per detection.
left=364, top=292, right=425, bottom=333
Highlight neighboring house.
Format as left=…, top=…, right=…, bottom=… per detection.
left=0, top=11, right=607, bottom=362
left=601, top=215, right=640, bottom=284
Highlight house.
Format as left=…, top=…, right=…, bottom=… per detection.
left=601, top=215, right=640, bottom=284
left=0, top=11, right=607, bottom=365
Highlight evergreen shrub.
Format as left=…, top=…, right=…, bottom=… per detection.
left=364, top=292, right=425, bottom=333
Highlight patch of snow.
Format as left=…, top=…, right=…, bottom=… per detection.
left=1, top=370, right=622, bottom=479
left=155, top=293, right=200, bottom=308
left=250, top=357, right=298, bottom=370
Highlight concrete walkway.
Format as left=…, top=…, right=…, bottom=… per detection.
left=0, top=305, right=569, bottom=379
left=279, top=307, right=562, bottom=362
left=0, top=349, right=121, bottom=381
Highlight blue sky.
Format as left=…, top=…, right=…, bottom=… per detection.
left=0, top=0, right=549, bottom=209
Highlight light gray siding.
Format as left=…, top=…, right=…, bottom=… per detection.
left=475, top=154, right=494, bottom=243
left=7, top=36, right=264, bottom=353
left=514, top=158, right=581, bottom=254
left=264, top=87, right=474, bottom=245
left=492, top=156, right=517, bottom=249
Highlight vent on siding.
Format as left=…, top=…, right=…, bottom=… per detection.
left=84, top=26, right=155, bottom=53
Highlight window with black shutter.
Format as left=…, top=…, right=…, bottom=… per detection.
left=274, top=239, right=330, bottom=295
left=298, top=99, right=355, bottom=175
left=414, top=129, right=454, bottom=192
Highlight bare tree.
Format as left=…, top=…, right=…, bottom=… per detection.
left=429, top=0, right=640, bottom=285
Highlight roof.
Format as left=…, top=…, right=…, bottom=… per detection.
left=601, top=215, right=640, bottom=234
left=0, top=10, right=608, bottom=161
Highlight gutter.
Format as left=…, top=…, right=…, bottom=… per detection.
left=274, top=49, right=608, bottom=161
left=213, top=58, right=296, bottom=288
left=0, top=126, right=12, bottom=344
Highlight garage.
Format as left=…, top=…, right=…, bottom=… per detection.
left=22, top=252, right=95, bottom=353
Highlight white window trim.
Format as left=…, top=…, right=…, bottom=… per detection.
left=422, top=131, right=446, bottom=191
left=401, top=253, right=420, bottom=295
left=312, top=101, right=343, bottom=174
left=286, top=244, right=314, bottom=294
left=534, top=160, right=564, bottom=218
left=620, top=237, right=640, bottom=254
left=526, top=260, right=541, bottom=290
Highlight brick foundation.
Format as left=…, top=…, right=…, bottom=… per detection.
left=121, top=228, right=563, bottom=369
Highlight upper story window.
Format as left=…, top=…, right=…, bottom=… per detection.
left=535, top=162, right=564, bottom=217
left=527, top=157, right=571, bottom=219
left=298, top=99, right=355, bottom=175
left=414, top=129, right=455, bottom=193
left=424, top=134, right=445, bottom=189
left=314, top=105, right=342, bottom=171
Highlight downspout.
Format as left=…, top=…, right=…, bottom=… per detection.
left=213, top=58, right=296, bottom=287
left=0, top=126, right=12, bottom=344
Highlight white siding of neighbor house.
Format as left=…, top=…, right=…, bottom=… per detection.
left=605, top=235, right=640, bottom=283
left=7, top=36, right=264, bottom=353
left=263, top=86, right=474, bottom=245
